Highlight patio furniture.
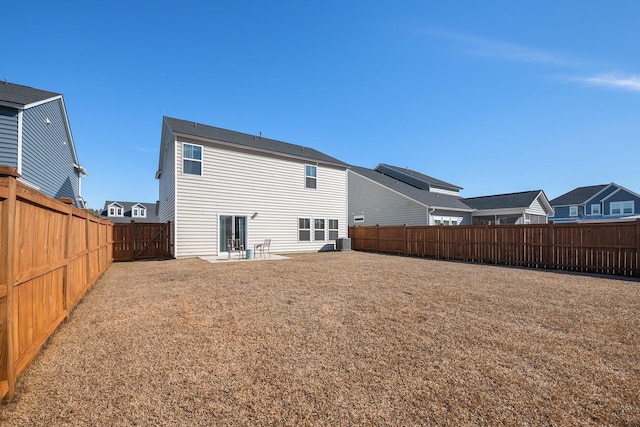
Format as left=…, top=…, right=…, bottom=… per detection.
left=227, top=238, right=244, bottom=259
left=254, top=238, right=271, bottom=258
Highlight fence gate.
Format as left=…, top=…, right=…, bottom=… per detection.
left=112, top=221, right=172, bottom=261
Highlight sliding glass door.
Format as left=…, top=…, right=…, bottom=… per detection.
left=219, top=215, right=247, bottom=253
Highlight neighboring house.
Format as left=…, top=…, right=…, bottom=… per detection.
left=348, top=166, right=473, bottom=226
left=101, top=201, right=162, bottom=223
left=0, top=81, right=87, bottom=207
left=549, top=183, right=640, bottom=223
left=463, top=190, right=552, bottom=225
left=348, top=164, right=552, bottom=226
left=156, top=116, right=349, bottom=258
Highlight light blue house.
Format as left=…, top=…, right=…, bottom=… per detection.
left=0, top=81, right=87, bottom=207
left=549, top=183, right=640, bottom=223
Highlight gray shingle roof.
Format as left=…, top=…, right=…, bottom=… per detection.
left=376, top=164, right=463, bottom=191
left=349, top=166, right=472, bottom=211
left=0, top=81, right=60, bottom=106
left=549, top=185, right=608, bottom=206
left=101, top=201, right=161, bottom=223
left=164, top=116, right=348, bottom=167
left=463, top=190, right=545, bottom=210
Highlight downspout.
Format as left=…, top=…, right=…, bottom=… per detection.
left=16, top=111, right=23, bottom=174
left=76, top=165, right=88, bottom=208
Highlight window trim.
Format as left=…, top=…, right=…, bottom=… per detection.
left=432, top=215, right=462, bottom=226
left=298, top=217, right=311, bottom=241
left=569, top=205, right=578, bottom=217
left=132, top=204, right=147, bottom=218
left=610, top=201, right=634, bottom=215
left=328, top=219, right=339, bottom=240
left=183, top=142, right=203, bottom=176
left=305, top=164, right=317, bottom=189
left=108, top=203, right=124, bottom=217
left=314, top=218, right=326, bottom=241
left=590, top=204, right=601, bottom=215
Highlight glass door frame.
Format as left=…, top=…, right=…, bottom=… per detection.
left=218, top=213, right=249, bottom=255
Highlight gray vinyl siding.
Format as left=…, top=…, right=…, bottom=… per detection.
left=604, top=189, right=640, bottom=215
left=0, top=107, right=18, bottom=167
left=348, top=170, right=430, bottom=226
left=157, top=126, right=176, bottom=224
left=21, top=99, right=80, bottom=203
left=591, top=185, right=617, bottom=202
left=174, top=140, right=348, bottom=257
left=526, top=197, right=548, bottom=218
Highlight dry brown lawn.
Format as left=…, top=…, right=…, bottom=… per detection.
left=1, top=251, right=639, bottom=426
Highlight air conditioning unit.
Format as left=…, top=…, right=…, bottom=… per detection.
left=335, top=237, right=351, bottom=251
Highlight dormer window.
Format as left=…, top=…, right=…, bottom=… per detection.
left=132, top=204, right=147, bottom=218
left=108, top=203, right=124, bottom=217
left=131, top=203, right=147, bottom=218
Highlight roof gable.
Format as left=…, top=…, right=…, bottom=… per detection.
left=600, top=185, right=640, bottom=202
left=163, top=116, right=348, bottom=167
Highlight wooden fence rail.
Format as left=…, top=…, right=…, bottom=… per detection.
left=349, top=221, right=640, bottom=278
left=0, top=166, right=113, bottom=401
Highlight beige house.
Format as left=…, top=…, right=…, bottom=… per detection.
left=155, top=117, right=348, bottom=258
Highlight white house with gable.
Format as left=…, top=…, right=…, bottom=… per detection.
left=155, top=116, right=349, bottom=258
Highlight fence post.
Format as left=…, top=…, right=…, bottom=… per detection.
left=375, top=225, right=379, bottom=253
left=59, top=197, right=74, bottom=319
left=85, top=211, right=92, bottom=287
left=404, top=224, right=408, bottom=256
left=0, top=166, right=20, bottom=400
left=130, top=220, right=136, bottom=261
left=636, top=219, right=640, bottom=278
left=547, top=221, right=555, bottom=270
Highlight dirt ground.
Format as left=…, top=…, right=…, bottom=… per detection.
left=1, top=251, right=639, bottom=426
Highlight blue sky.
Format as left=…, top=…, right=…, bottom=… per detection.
left=4, top=1, right=640, bottom=209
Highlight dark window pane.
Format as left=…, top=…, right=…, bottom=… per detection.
left=184, top=159, right=201, bottom=175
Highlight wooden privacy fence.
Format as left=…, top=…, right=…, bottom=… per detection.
left=112, top=221, right=172, bottom=262
left=0, top=166, right=113, bottom=401
left=349, top=221, right=640, bottom=278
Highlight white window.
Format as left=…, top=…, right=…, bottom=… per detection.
left=305, top=165, right=317, bottom=189
left=353, top=215, right=365, bottom=223
left=432, top=216, right=462, bottom=226
left=314, top=219, right=325, bottom=241
left=591, top=204, right=601, bottom=215
left=569, top=206, right=578, bottom=217
left=328, top=219, right=339, bottom=240
left=610, top=201, right=633, bottom=215
left=132, top=205, right=147, bottom=218
left=183, top=143, right=202, bottom=175
left=298, top=218, right=311, bottom=241
left=108, top=204, right=123, bottom=217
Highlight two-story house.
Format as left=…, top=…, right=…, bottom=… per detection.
left=0, top=81, right=87, bottom=207
left=156, top=117, right=348, bottom=258
left=348, top=165, right=473, bottom=226
left=100, top=201, right=162, bottom=223
left=348, top=164, right=552, bottom=226
left=549, top=183, right=640, bottom=222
